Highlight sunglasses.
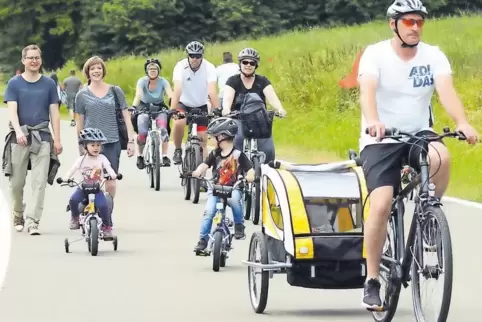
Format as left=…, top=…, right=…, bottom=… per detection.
left=400, top=18, right=425, bottom=28
left=241, top=60, right=256, bottom=66
left=188, top=54, right=202, bottom=59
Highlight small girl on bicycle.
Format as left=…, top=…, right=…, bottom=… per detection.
left=61, top=128, right=118, bottom=239
left=191, top=117, right=255, bottom=252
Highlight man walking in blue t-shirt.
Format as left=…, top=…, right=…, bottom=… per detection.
left=2, top=44, right=63, bottom=235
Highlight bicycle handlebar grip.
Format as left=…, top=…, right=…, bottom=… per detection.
left=364, top=127, right=397, bottom=136
left=268, top=160, right=280, bottom=169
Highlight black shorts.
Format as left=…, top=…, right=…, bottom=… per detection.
left=360, top=130, right=444, bottom=193
left=178, top=102, right=209, bottom=131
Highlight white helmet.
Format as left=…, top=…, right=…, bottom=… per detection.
left=387, top=0, right=428, bottom=18
left=185, top=41, right=204, bottom=55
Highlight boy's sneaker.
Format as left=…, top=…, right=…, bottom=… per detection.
left=70, top=216, right=80, bottom=230
left=362, top=278, right=382, bottom=309
left=194, top=238, right=208, bottom=252
left=13, top=215, right=25, bottom=232
left=234, top=223, right=246, bottom=239
left=102, top=226, right=114, bottom=240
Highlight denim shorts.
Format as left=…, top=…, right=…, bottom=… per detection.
left=101, top=141, right=122, bottom=173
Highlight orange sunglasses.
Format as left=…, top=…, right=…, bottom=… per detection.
left=400, top=18, right=425, bottom=28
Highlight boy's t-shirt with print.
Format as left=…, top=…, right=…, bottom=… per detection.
left=204, top=148, right=253, bottom=186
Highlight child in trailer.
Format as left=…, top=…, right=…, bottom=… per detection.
left=61, top=128, right=118, bottom=239
left=191, top=117, right=255, bottom=252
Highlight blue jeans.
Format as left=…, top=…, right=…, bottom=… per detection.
left=199, top=189, right=244, bottom=239
left=69, top=188, right=111, bottom=227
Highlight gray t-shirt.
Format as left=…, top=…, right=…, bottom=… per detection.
left=137, top=76, right=169, bottom=104
left=75, top=86, right=128, bottom=143
left=3, top=75, right=58, bottom=141
left=63, top=76, right=82, bottom=95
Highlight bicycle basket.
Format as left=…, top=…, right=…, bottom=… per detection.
left=239, top=93, right=274, bottom=139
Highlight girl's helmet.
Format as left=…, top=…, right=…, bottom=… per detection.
left=207, top=117, right=238, bottom=138
left=238, top=48, right=260, bottom=63
left=79, top=128, right=107, bottom=144
left=387, top=0, right=428, bottom=18
left=185, top=41, right=204, bottom=55
left=144, top=58, right=161, bottom=74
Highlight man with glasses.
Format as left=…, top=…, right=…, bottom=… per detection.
left=2, top=44, right=63, bottom=235
left=357, top=0, right=478, bottom=309
left=170, top=40, right=220, bottom=164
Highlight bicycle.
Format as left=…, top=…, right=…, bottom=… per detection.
left=190, top=173, right=246, bottom=272
left=356, top=127, right=466, bottom=322
left=178, top=108, right=216, bottom=204
left=129, top=104, right=177, bottom=191
left=57, top=174, right=123, bottom=256
left=223, top=110, right=284, bottom=225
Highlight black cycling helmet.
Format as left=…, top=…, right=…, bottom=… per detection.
left=185, top=41, right=205, bottom=55
left=238, top=48, right=260, bottom=63
left=144, top=58, right=161, bottom=74
left=79, top=128, right=107, bottom=144
left=207, top=117, right=238, bottom=138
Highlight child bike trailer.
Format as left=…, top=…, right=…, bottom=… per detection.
left=243, top=158, right=369, bottom=313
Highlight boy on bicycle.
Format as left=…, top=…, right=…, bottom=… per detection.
left=192, top=117, right=255, bottom=252
left=61, top=128, right=118, bottom=239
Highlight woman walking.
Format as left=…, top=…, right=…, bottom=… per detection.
left=74, top=56, right=135, bottom=198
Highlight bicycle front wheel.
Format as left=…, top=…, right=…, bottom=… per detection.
left=153, top=136, right=161, bottom=191
left=411, top=206, right=453, bottom=322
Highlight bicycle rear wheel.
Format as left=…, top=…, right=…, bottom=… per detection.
left=411, top=206, right=453, bottom=322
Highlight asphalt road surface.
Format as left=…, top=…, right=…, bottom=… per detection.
left=0, top=110, right=481, bottom=322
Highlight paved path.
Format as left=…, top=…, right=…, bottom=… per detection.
left=0, top=110, right=480, bottom=321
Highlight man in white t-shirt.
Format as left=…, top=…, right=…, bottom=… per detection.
left=170, top=41, right=220, bottom=164
left=357, top=0, right=478, bottom=310
left=216, top=52, right=240, bottom=105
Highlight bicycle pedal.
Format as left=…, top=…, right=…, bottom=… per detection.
left=366, top=306, right=385, bottom=312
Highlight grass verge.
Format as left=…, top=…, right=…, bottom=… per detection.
left=54, top=14, right=482, bottom=201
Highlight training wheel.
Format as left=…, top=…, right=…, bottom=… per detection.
left=113, top=236, right=118, bottom=251
left=64, top=238, right=70, bottom=253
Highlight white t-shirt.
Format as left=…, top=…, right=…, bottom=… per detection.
left=172, top=58, right=217, bottom=107
left=357, top=40, right=452, bottom=151
left=216, top=63, right=240, bottom=98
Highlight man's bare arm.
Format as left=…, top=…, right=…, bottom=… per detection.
left=434, top=74, right=469, bottom=125
left=49, top=103, right=61, bottom=142
left=7, top=101, right=22, bottom=133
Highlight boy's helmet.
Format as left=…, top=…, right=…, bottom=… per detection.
left=79, top=128, right=107, bottom=144
left=207, top=117, right=238, bottom=138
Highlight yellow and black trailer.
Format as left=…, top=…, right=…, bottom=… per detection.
left=243, top=159, right=370, bottom=314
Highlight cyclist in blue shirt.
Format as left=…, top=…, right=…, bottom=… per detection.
left=132, top=59, right=173, bottom=169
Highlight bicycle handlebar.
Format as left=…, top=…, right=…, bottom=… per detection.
left=365, top=126, right=467, bottom=142
left=56, top=174, right=123, bottom=188
left=212, top=108, right=286, bottom=119
left=185, top=172, right=246, bottom=191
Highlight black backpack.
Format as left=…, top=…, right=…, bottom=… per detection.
left=238, top=92, right=274, bottom=139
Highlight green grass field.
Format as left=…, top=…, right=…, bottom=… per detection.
left=52, top=14, right=482, bottom=201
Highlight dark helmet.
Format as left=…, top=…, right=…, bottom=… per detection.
left=238, top=48, right=260, bottom=63
left=79, top=128, right=107, bottom=144
left=144, top=58, right=161, bottom=74
left=207, top=117, right=238, bottom=138
left=185, top=41, right=204, bottom=55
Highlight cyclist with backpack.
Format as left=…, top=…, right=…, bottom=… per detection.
left=220, top=48, right=287, bottom=164
left=132, top=58, right=173, bottom=169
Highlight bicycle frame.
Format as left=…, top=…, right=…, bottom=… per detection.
left=378, top=128, right=462, bottom=289
left=144, top=110, right=169, bottom=165
left=205, top=198, right=233, bottom=253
